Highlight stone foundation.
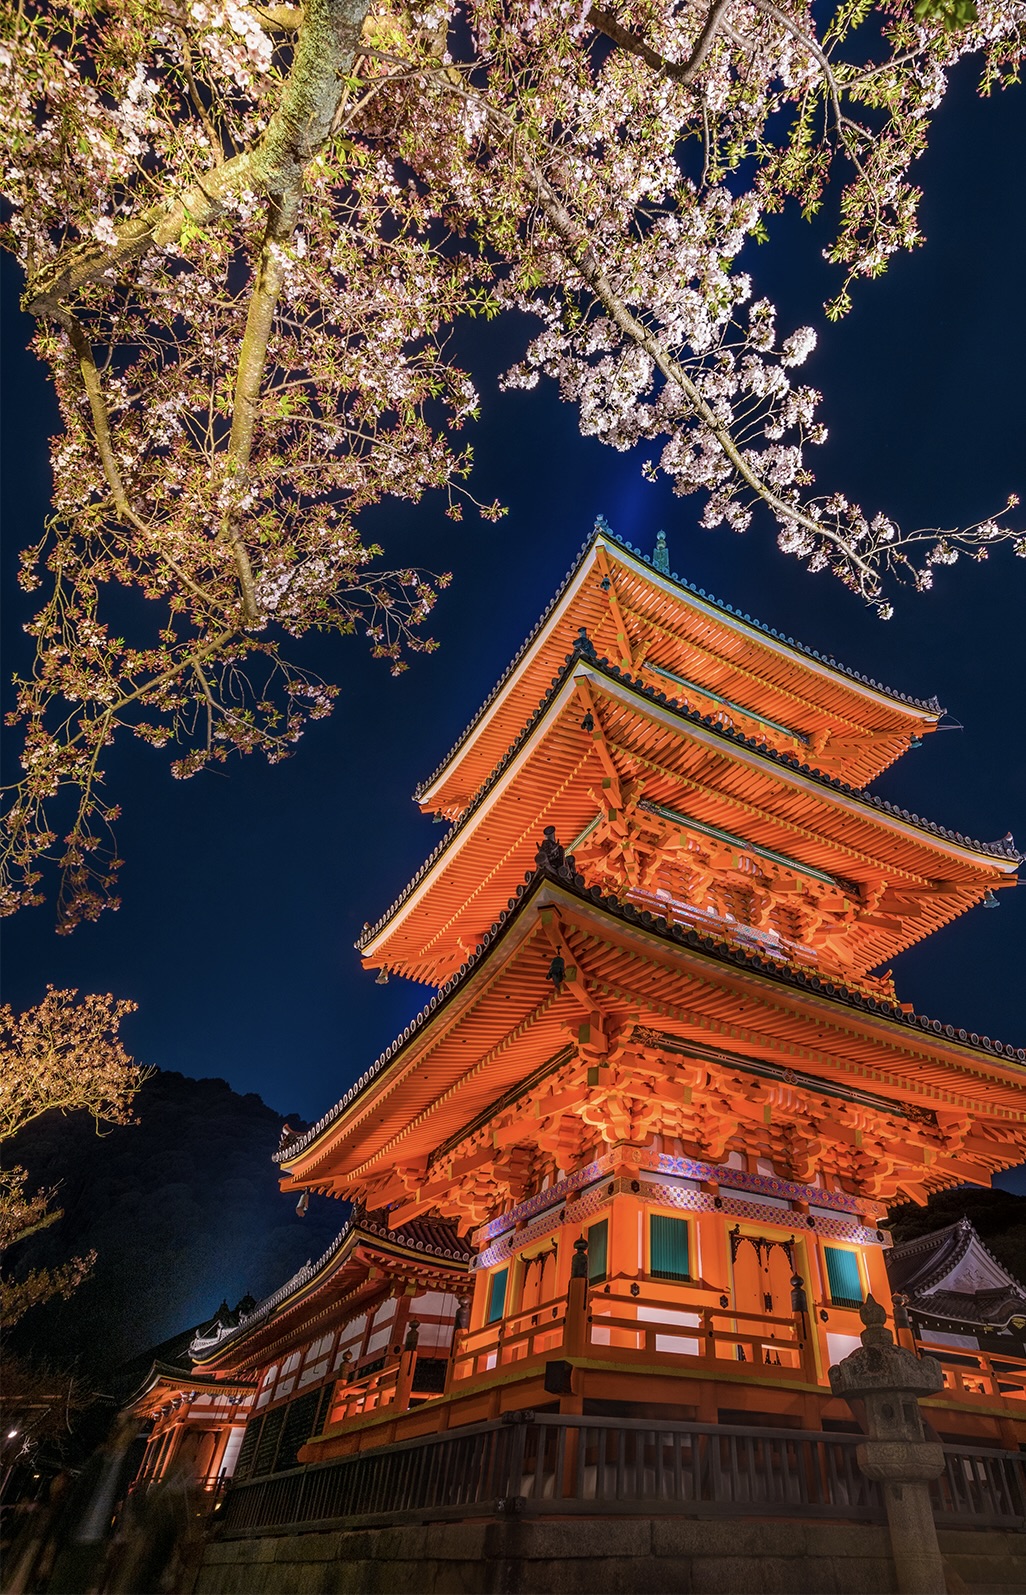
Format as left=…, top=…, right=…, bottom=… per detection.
left=194, top=1518, right=1026, bottom=1595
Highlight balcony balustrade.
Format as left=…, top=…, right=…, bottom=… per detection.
left=216, top=1412, right=1026, bottom=1537
left=322, top=1284, right=1026, bottom=1430
left=330, top=1361, right=402, bottom=1424
left=450, top=1275, right=813, bottom=1384
left=917, top=1339, right=1026, bottom=1403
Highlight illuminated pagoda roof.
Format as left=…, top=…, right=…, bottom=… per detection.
left=282, top=857, right=1026, bottom=1213
left=190, top=1211, right=470, bottom=1371
left=415, top=522, right=945, bottom=820
left=888, top=1217, right=1026, bottom=1331
left=358, top=642, right=1018, bottom=986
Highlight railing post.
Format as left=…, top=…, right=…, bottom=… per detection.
left=829, top=1297, right=946, bottom=1595
left=557, top=1236, right=590, bottom=1495
left=393, top=1320, right=420, bottom=1413
left=443, top=1298, right=471, bottom=1395
left=563, top=1236, right=589, bottom=1358
left=500, top=1411, right=530, bottom=1507
left=790, top=1271, right=817, bottom=1380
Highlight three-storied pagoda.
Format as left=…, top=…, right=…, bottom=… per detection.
left=263, top=522, right=1024, bottom=1463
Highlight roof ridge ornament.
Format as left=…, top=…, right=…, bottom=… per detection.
left=653, top=529, right=670, bottom=575
left=535, top=826, right=565, bottom=872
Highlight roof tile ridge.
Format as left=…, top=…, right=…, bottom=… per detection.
left=600, top=651, right=1019, bottom=861
left=567, top=857, right=1026, bottom=1059
left=359, top=1214, right=472, bottom=1261
left=189, top=1217, right=358, bottom=1358
left=957, top=1219, right=1026, bottom=1292
left=357, top=635, right=604, bottom=953
left=913, top=1217, right=977, bottom=1295
left=356, top=822, right=460, bottom=951
left=412, top=532, right=596, bottom=801
left=283, top=868, right=547, bottom=1163
left=889, top=1221, right=962, bottom=1257
left=616, top=534, right=944, bottom=713
left=291, top=858, right=1026, bottom=1171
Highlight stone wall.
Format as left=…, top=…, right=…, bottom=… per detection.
left=194, top=1517, right=1026, bottom=1595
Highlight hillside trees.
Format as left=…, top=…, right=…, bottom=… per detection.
left=6, top=1069, right=341, bottom=1373
left=0, top=986, right=146, bottom=1326
left=1, top=0, right=1024, bottom=925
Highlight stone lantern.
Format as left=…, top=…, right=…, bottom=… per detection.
left=829, top=1295, right=946, bottom=1595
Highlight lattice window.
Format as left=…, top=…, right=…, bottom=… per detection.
left=275, top=1391, right=321, bottom=1472
left=824, top=1245, right=864, bottom=1309
left=251, top=1404, right=286, bottom=1477
left=232, top=1416, right=261, bottom=1481
left=486, top=1267, right=508, bottom=1324
left=587, top=1218, right=609, bottom=1283
left=650, top=1214, right=691, bottom=1281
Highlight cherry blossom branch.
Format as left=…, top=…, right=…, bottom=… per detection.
left=219, top=198, right=304, bottom=627
left=587, top=0, right=733, bottom=84
left=249, top=3, right=304, bottom=31
left=56, top=311, right=136, bottom=526
left=740, top=0, right=867, bottom=148
left=22, top=0, right=372, bottom=320
left=53, top=312, right=225, bottom=614
left=40, top=0, right=374, bottom=631
left=22, top=153, right=253, bottom=320
left=523, top=157, right=881, bottom=592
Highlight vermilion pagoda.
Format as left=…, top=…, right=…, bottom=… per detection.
left=128, top=525, right=1026, bottom=1571
left=274, top=523, right=1024, bottom=1448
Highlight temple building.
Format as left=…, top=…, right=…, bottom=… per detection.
left=123, top=1214, right=470, bottom=1492
left=889, top=1217, right=1026, bottom=1362
left=130, top=525, right=1026, bottom=1589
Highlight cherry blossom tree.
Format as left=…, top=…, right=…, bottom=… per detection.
left=1, top=987, right=146, bottom=1325
left=1, top=0, right=1023, bottom=925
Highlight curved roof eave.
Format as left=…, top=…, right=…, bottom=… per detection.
left=415, top=525, right=944, bottom=807
left=287, top=863, right=1026, bottom=1175
left=358, top=647, right=1018, bottom=959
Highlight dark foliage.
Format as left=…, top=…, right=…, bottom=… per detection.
left=888, top=1186, right=1026, bottom=1285
left=4, top=1070, right=341, bottom=1378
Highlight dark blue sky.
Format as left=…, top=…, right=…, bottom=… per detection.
left=3, top=64, right=1024, bottom=1193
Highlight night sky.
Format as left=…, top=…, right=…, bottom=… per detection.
left=3, top=63, right=1024, bottom=1195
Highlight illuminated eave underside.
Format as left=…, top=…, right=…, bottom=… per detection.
left=285, top=868, right=1026, bottom=1190
left=416, top=529, right=944, bottom=815
left=359, top=653, right=1016, bottom=983
left=124, top=1365, right=257, bottom=1410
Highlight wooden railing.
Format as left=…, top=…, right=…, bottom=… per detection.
left=587, top=1291, right=806, bottom=1371
left=451, top=1294, right=566, bottom=1380
left=451, top=1278, right=811, bottom=1384
left=215, top=1413, right=1026, bottom=1536
left=329, top=1361, right=402, bottom=1423
left=919, top=1342, right=1026, bottom=1403
left=324, top=1294, right=1026, bottom=1429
